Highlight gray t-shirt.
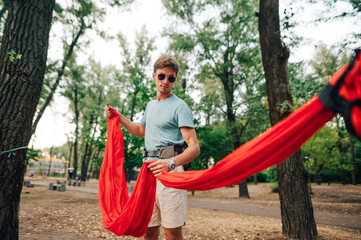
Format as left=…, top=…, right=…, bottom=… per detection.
left=140, top=94, right=194, bottom=153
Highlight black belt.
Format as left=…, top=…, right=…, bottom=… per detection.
left=142, top=142, right=187, bottom=158
left=144, top=149, right=161, bottom=158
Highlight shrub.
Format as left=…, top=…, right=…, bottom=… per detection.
left=270, top=183, right=278, bottom=193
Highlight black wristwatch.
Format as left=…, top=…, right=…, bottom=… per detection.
left=168, top=158, right=176, bottom=171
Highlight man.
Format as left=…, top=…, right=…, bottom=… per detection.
left=105, top=56, right=200, bottom=240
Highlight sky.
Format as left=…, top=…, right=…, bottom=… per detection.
left=29, top=0, right=359, bottom=150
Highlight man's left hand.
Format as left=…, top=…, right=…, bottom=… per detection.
left=148, top=159, right=170, bottom=177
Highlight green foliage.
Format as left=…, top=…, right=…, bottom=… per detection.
left=25, top=148, right=41, bottom=165
left=8, top=50, right=21, bottom=62
left=350, top=0, right=361, bottom=12
left=100, top=26, right=157, bottom=179
left=263, top=166, right=278, bottom=183
left=354, top=140, right=361, bottom=183
left=293, top=46, right=358, bottom=183
left=246, top=172, right=269, bottom=183
left=288, top=61, right=322, bottom=107
left=310, top=45, right=350, bottom=82
left=122, top=130, right=144, bottom=181
left=302, top=126, right=347, bottom=182
left=192, top=121, right=233, bottom=170
left=270, top=182, right=279, bottom=193
left=163, top=0, right=265, bottom=153
left=288, top=45, right=350, bottom=107
left=280, top=5, right=302, bottom=49
left=117, top=25, right=155, bottom=119
left=37, top=0, right=136, bottom=126
left=276, top=100, right=294, bottom=116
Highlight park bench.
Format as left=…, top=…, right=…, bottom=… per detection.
left=23, top=181, right=34, bottom=187
left=49, top=181, right=66, bottom=192
left=71, top=179, right=86, bottom=186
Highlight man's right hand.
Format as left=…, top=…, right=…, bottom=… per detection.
left=105, top=105, right=116, bottom=118
left=105, top=104, right=145, bottom=137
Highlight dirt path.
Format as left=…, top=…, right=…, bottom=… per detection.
left=29, top=178, right=361, bottom=231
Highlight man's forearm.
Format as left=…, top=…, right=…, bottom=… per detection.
left=118, top=113, right=145, bottom=137
left=172, top=143, right=200, bottom=167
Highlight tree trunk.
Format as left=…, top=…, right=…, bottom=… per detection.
left=81, top=141, right=90, bottom=182
left=87, top=156, right=94, bottom=181
left=47, top=157, right=52, bottom=177
left=220, top=71, right=250, bottom=198
left=83, top=115, right=100, bottom=181
left=258, top=0, right=318, bottom=239
left=130, top=92, right=137, bottom=122
left=315, top=163, right=324, bottom=185
left=0, top=1, right=55, bottom=239
left=73, top=87, right=79, bottom=179
left=83, top=92, right=101, bottom=181
left=238, top=181, right=249, bottom=197
left=91, top=148, right=100, bottom=179
left=67, top=140, right=73, bottom=168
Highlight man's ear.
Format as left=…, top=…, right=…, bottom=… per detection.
left=152, top=72, right=156, bottom=80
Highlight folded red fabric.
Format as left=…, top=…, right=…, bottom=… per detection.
left=98, top=110, right=156, bottom=237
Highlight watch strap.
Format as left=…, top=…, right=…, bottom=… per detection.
left=168, top=158, right=176, bottom=171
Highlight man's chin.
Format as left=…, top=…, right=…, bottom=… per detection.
left=158, top=89, right=171, bottom=94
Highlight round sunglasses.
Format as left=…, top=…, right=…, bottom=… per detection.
left=157, top=73, right=176, bottom=83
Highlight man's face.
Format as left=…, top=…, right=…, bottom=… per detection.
left=153, top=67, right=177, bottom=95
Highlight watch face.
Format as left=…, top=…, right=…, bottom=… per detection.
left=169, top=160, right=175, bottom=170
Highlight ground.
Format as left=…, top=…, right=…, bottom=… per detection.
left=19, top=178, right=361, bottom=240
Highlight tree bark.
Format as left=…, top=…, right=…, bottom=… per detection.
left=81, top=141, right=90, bottom=182
left=47, top=157, right=52, bottom=177
left=73, top=86, right=79, bottom=179
left=0, top=1, right=55, bottom=239
left=258, top=0, right=318, bottom=239
left=219, top=56, right=250, bottom=198
left=67, top=140, right=73, bottom=168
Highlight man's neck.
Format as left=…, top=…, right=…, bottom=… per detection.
left=157, top=92, right=173, bottom=101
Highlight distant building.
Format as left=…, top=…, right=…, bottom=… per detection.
left=27, top=157, right=68, bottom=176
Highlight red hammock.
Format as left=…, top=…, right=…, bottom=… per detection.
left=99, top=50, right=361, bottom=237
left=98, top=114, right=157, bottom=237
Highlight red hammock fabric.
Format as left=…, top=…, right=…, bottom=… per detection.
left=98, top=111, right=157, bottom=237
left=98, top=51, right=361, bottom=237
left=157, top=97, right=334, bottom=190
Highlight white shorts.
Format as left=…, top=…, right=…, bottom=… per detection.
left=148, top=166, right=187, bottom=229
